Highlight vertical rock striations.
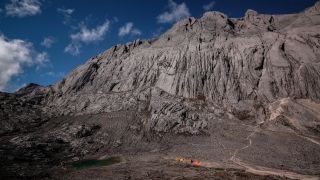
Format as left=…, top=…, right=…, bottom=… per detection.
left=1, top=2, right=320, bottom=179
left=43, top=2, right=320, bottom=121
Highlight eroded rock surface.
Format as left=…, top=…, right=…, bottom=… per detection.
left=1, top=2, right=320, bottom=179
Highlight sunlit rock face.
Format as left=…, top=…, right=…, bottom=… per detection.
left=1, top=1, right=320, bottom=136
left=44, top=3, right=320, bottom=118
left=1, top=2, right=320, bottom=179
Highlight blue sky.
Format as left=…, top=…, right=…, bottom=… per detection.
left=0, top=0, right=317, bottom=92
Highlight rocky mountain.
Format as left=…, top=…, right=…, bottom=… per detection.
left=1, top=1, right=320, bottom=179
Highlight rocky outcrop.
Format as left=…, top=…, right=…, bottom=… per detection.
left=1, top=1, right=319, bottom=135
left=1, top=2, right=319, bottom=136
left=267, top=98, right=320, bottom=139
left=0, top=84, right=49, bottom=135
left=35, top=1, right=320, bottom=135
left=1, top=2, right=320, bottom=179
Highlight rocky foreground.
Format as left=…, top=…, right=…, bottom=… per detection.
left=1, top=1, right=320, bottom=180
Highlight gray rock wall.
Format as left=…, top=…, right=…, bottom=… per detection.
left=45, top=3, right=320, bottom=117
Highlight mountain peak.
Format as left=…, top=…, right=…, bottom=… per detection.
left=1, top=3, right=320, bottom=179
left=305, top=0, right=320, bottom=15
left=16, top=83, right=41, bottom=94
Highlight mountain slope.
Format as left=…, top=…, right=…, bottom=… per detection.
left=48, top=4, right=320, bottom=114
left=1, top=2, right=320, bottom=179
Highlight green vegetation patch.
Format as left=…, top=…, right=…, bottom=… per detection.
left=69, top=156, right=121, bottom=169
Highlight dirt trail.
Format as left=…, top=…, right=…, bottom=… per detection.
left=231, top=159, right=320, bottom=180
left=229, top=124, right=261, bottom=163
left=227, top=122, right=320, bottom=180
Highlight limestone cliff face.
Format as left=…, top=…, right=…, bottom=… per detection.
left=2, top=2, right=320, bottom=136
left=1, top=4, right=320, bottom=178
left=45, top=3, right=320, bottom=117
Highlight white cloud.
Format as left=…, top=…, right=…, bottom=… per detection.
left=35, top=52, right=49, bottom=65
left=57, top=8, right=74, bottom=24
left=157, top=0, right=190, bottom=23
left=203, top=1, right=216, bottom=11
left=118, top=22, right=142, bottom=37
left=5, top=0, right=41, bottom=17
left=41, top=37, right=55, bottom=48
left=0, top=35, right=49, bottom=91
left=64, top=43, right=81, bottom=56
left=57, top=8, right=74, bottom=15
left=71, top=20, right=110, bottom=43
left=65, top=20, right=110, bottom=55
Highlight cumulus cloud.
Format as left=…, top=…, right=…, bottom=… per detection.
left=5, top=0, right=41, bottom=17
left=157, top=0, right=190, bottom=23
left=57, top=8, right=74, bottom=24
left=0, top=35, right=49, bottom=91
left=41, top=37, right=55, bottom=48
left=65, top=20, right=110, bottom=55
left=71, top=21, right=110, bottom=43
left=118, top=22, right=142, bottom=37
left=203, top=1, right=216, bottom=11
left=35, top=52, right=49, bottom=66
left=64, top=43, right=81, bottom=56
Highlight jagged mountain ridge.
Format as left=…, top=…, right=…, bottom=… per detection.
left=2, top=0, right=320, bottom=138
left=31, top=2, right=320, bottom=136
left=45, top=3, right=320, bottom=115
left=1, top=2, right=320, bottom=179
